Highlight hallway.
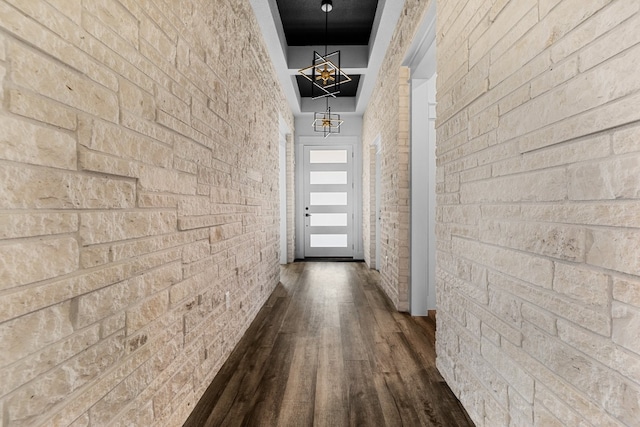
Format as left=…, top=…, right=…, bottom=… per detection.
left=184, top=262, right=474, bottom=426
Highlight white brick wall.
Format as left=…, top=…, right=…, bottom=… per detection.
left=435, top=0, right=640, bottom=426
left=0, top=0, right=293, bottom=425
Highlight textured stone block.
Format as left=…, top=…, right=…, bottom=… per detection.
left=497, top=83, right=530, bottom=115
left=522, top=134, right=610, bottom=170
left=46, top=0, right=82, bottom=24
left=517, top=89, right=640, bottom=154
left=0, top=325, right=100, bottom=397
left=0, top=237, right=78, bottom=290
left=137, top=164, right=198, bottom=195
left=522, top=201, right=640, bottom=229
left=470, top=0, right=536, bottom=66
left=480, top=220, right=585, bottom=262
left=521, top=303, right=557, bottom=335
left=9, top=42, right=118, bottom=122
left=82, top=0, right=139, bottom=47
left=83, top=119, right=173, bottom=168
left=178, top=196, right=211, bottom=217
left=530, top=56, right=578, bottom=98
left=7, top=332, right=126, bottom=426
left=0, top=301, right=75, bottom=367
left=0, top=263, right=128, bottom=324
left=489, top=270, right=610, bottom=335
left=482, top=338, right=534, bottom=402
left=0, top=31, right=5, bottom=60
left=552, top=263, right=609, bottom=308
left=0, top=114, right=77, bottom=169
left=1, top=1, right=116, bottom=88
left=613, top=124, right=640, bottom=154
left=156, top=85, right=190, bottom=124
left=9, top=89, right=77, bottom=130
left=182, top=240, right=211, bottom=263
left=533, top=384, right=583, bottom=427
left=586, top=228, right=640, bottom=276
left=126, top=291, right=170, bottom=332
left=508, top=387, right=534, bottom=427
left=553, top=0, right=638, bottom=61
left=503, top=339, right=623, bottom=427
left=504, top=40, right=640, bottom=146
left=0, top=212, right=78, bottom=239
left=569, top=155, right=640, bottom=201
left=102, top=312, right=126, bottom=338
left=462, top=169, right=566, bottom=203
left=79, top=210, right=177, bottom=245
left=0, top=164, right=136, bottom=209
left=74, top=280, right=133, bottom=329
left=524, top=322, right=640, bottom=424
left=488, top=287, right=522, bottom=327
left=454, top=238, right=553, bottom=289
left=613, top=276, right=640, bottom=308
left=612, top=302, right=640, bottom=355
left=558, top=319, right=640, bottom=385
left=579, top=10, right=640, bottom=72
left=78, top=147, right=139, bottom=178
left=118, top=78, right=155, bottom=120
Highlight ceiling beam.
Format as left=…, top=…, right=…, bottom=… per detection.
left=250, top=0, right=408, bottom=117
left=287, top=45, right=369, bottom=70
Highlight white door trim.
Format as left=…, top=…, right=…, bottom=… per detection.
left=404, top=2, right=437, bottom=315
left=278, top=116, right=289, bottom=264
left=295, top=136, right=363, bottom=260
left=371, top=134, right=382, bottom=270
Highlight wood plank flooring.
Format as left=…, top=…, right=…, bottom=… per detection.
left=184, top=262, right=474, bottom=427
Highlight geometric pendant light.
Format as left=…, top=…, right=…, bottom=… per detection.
left=298, top=0, right=351, bottom=137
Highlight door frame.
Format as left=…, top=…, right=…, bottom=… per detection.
left=303, top=145, right=354, bottom=257
left=278, top=116, right=290, bottom=264
left=403, top=2, right=437, bottom=315
left=371, top=134, right=382, bottom=270
left=295, top=135, right=363, bottom=260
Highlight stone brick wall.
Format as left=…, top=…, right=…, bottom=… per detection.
left=0, top=0, right=293, bottom=425
left=435, top=0, right=640, bottom=425
left=362, top=0, right=430, bottom=311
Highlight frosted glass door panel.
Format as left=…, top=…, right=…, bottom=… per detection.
left=310, top=213, right=348, bottom=227
left=310, top=234, right=348, bottom=247
left=309, top=150, right=347, bottom=164
left=310, top=171, right=348, bottom=185
left=310, top=192, right=347, bottom=206
left=303, top=145, right=353, bottom=257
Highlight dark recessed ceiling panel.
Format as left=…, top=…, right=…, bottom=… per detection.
left=296, top=74, right=361, bottom=98
left=276, top=0, right=378, bottom=46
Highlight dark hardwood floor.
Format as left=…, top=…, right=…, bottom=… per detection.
left=184, top=262, right=474, bottom=427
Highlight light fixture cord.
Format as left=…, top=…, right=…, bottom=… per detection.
left=324, top=5, right=328, bottom=56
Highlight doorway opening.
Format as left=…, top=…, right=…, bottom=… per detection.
left=404, top=2, right=437, bottom=315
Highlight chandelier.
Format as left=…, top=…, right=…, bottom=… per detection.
left=312, top=99, right=344, bottom=138
left=298, top=0, right=351, bottom=137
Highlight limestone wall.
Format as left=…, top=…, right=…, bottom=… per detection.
left=435, top=0, right=640, bottom=425
left=362, top=0, right=432, bottom=311
left=0, top=0, right=293, bottom=425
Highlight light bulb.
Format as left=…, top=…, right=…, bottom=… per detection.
left=321, top=0, right=333, bottom=12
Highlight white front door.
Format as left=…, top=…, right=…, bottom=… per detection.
left=303, top=145, right=354, bottom=257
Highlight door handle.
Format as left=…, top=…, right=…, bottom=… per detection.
left=305, top=213, right=312, bottom=217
